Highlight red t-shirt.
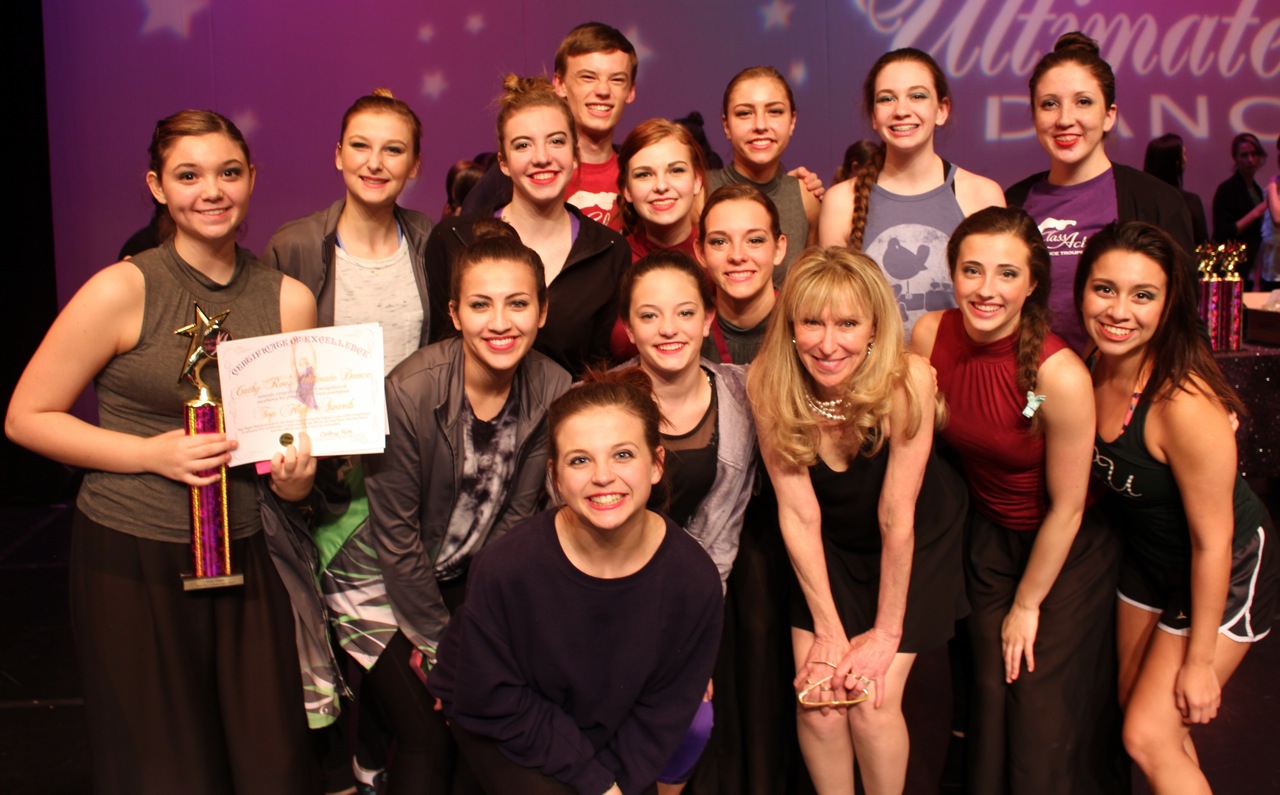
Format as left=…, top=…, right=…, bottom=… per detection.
left=566, top=153, right=622, bottom=232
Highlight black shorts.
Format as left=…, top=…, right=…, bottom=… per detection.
left=1117, top=522, right=1277, bottom=642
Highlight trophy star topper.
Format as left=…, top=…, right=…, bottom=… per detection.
left=175, top=303, right=232, bottom=387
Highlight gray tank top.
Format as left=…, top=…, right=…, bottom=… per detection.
left=707, top=164, right=808, bottom=287
left=862, top=163, right=966, bottom=338
left=78, top=242, right=283, bottom=542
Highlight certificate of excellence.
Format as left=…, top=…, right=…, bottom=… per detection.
left=216, top=324, right=388, bottom=467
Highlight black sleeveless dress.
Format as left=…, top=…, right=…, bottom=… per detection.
left=791, top=442, right=969, bottom=652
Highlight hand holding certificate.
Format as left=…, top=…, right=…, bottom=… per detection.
left=217, top=323, right=388, bottom=467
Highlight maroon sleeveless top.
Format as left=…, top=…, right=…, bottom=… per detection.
left=932, top=309, right=1067, bottom=531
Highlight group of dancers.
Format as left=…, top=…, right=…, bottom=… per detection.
left=8, top=19, right=1279, bottom=795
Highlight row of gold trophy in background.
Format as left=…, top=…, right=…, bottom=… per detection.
left=1198, top=242, right=1246, bottom=352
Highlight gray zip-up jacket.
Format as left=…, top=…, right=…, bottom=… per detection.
left=261, top=199, right=435, bottom=347
left=364, top=337, right=572, bottom=655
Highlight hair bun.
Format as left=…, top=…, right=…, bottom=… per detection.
left=501, top=73, right=553, bottom=97
left=1053, top=31, right=1100, bottom=56
left=371, top=87, right=395, bottom=99
left=468, top=217, right=520, bottom=243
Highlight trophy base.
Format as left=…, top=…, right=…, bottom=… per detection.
left=182, top=573, right=246, bottom=591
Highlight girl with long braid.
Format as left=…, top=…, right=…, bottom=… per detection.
left=819, top=48, right=1004, bottom=339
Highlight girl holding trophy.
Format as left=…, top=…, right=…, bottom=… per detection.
left=7, top=110, right=318, bottom=793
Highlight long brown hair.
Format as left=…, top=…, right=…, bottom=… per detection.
left=947, top=207, right=1053, bottom=433
left=1074, top=221, right=1244, bottom=415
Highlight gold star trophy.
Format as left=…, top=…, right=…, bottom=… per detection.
left=175, top=303, right=244, bottom=589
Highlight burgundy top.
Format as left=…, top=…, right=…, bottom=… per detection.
left=932, top=310, right=1068, bottom=531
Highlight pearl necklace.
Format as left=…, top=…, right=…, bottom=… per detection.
left=805, top=392, right=847, bottom=422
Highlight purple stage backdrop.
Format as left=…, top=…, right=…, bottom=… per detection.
left=43, top=0, right=1280, bottom=305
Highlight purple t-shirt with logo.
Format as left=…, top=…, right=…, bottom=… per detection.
left=1021, top=168, right=1118, bottom=354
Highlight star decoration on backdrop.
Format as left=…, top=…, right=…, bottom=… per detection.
left=622, top=25, right=654, bottom=63
left=760, top=0, right=795, bottom=31
left=465, top=14, right=485, bottom=34
left=421, top=70, right=448, bottom=100
left=789, top=59, right=808, bottom=87
left=140, top=0, right=210, bottom=39
left=230, top=109, right=259, bottom=139
left=418, top=24, right=435, bottom=43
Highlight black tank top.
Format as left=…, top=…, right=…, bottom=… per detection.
left=1092, top=397, right=1264, bottom=570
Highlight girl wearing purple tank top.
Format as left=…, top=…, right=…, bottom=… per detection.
left=7, top=111, right=319, bottom=793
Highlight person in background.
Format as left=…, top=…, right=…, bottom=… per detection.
left=675, top=109, right=724, bottom=170
left=819, top=48, right=1005, bottom=339
left=118, top=197, right=175, bottom=260
left=832, top=139, right=881, bottom=186
left=460, top=22, right=638, bottom=231
left=1143, top=134, right=1208, bottom=247
left=7, top=109, right=318, bottom=794
left=1078, top=221, right=1278, bottom=794
left=1212, top=132, right=1268, bottom=288
left=707, top=65, right=820, bottom=285
left=1259, top=134, right=1280, bottom=291
left=442, top=158, right=488, bottom=220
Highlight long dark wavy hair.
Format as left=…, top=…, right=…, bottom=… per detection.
left=1074, top=221, right=1243, bottom=415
